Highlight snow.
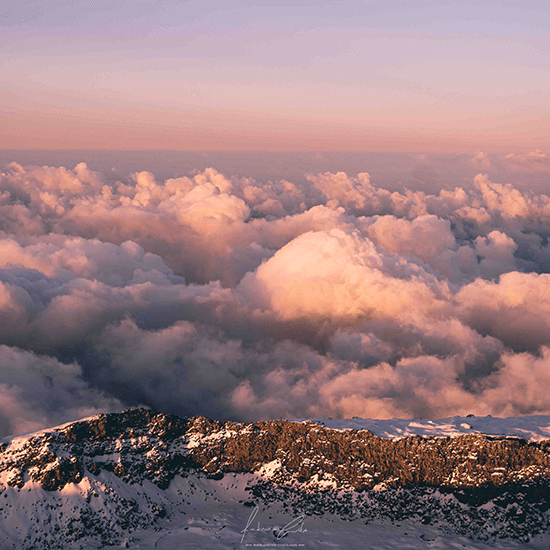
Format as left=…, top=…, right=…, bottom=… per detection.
left=84, top=475, right=550, bottom=550
left=3, top=411, right=550, bottom=548
left=2, top=458, right=548, bottom=549
left=1, top=414, right=104, bottom=444
left=296, top=415, right=550, bottom=441
left=128, top=512, right=549, bottom=550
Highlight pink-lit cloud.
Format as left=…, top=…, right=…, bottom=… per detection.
left=1, top=161, right=550, bottom=432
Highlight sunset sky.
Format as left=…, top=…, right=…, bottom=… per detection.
left=2, top=0, right=549, bottom=151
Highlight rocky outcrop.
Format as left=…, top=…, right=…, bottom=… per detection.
left=2, top=408, right=550, bottom=547
left=4, top=409, right=550, bottom=493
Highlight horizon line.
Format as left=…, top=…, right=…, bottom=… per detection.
left=0, top=149, right=525, bottom=155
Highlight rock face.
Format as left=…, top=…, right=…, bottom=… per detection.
left=2, top=409, right=550, bottom=548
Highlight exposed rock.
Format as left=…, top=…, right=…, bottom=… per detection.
left=2, top=408, right=550, bottom=548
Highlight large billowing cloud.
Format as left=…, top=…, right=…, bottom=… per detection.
left=0, top=345, right=121, bottom=437
left=239, top=229, right=450, bottom=323
left=1, top=158, right=550, bottom=434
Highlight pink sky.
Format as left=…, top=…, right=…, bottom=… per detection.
left=1, top=1, right=549, bottom=151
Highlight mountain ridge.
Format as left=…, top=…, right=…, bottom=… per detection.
left=2, top=409, right=550, bottom=549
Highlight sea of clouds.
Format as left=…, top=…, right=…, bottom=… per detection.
left=1, top=151, right=550, bottom=436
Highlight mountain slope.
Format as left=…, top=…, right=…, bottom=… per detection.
left=2, top=409, right=550, bottom=549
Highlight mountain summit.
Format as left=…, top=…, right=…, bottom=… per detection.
left=1, top=409, right=550, bottom=549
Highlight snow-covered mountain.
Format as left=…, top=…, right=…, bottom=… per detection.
left=301, top=414, right=550, bottom=441
left=2, top=409, right=550, bottom=549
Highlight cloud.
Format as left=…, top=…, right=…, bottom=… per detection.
left=238, top=228, right=449, bottom=323
left=0, top=345, right=121, bottom=437
left=481, top=347, right=550, bottom=416
left=473, top=230, right=518, bottom=280
left=468, top=151, right=492, bottom=170
left=0, top=159, right=550, bottom=433
left=505, top=150, right=550, bottom=173
left=308, top=171, right=390, bottom=214
left=457, top=272, right=550, bottom=352
left=474, top=173, right=532, bottom=219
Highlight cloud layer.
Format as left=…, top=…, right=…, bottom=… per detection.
left=1, top=157, right=550, bottom=434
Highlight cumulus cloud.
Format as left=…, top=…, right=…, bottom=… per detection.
left=239, top=229, right=449, bottom=323
left=0, top=345, right=121, bottom=437
left=505, top=150, right=550, bottom=173
left=457, top=272, right=550, bottom=352
left=1, top=159, right=550, bottom=433
left=469, top=151, right=492, bottom=170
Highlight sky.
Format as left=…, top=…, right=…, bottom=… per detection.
left=1, top=0, right=550, bottom=151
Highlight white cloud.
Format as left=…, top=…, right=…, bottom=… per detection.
left=0, top=160, right=550, bottom=432
left=0, top=345, right=121, bottom=437
left=505, top=150, right=550, bottom=173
